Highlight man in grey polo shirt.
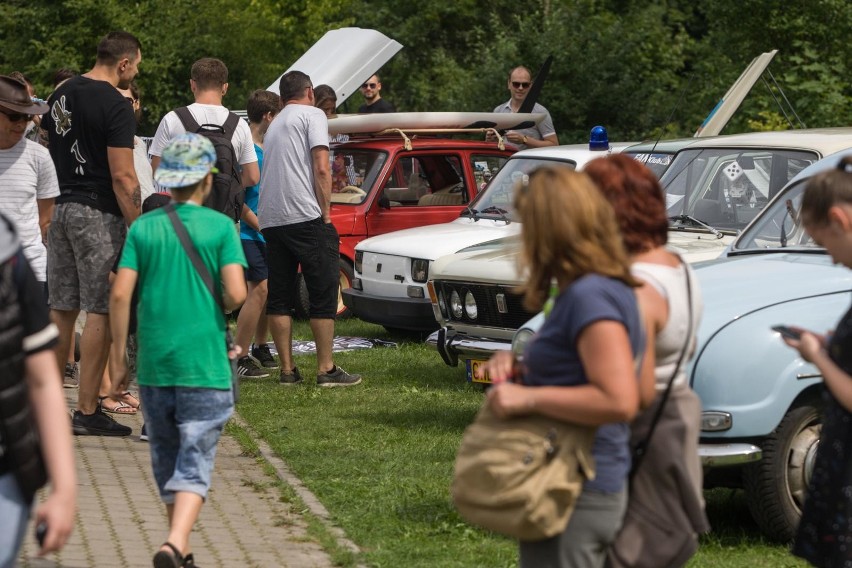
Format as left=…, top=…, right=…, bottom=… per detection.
left=493, top=66, right=559, bottom=150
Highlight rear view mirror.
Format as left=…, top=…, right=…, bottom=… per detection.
left=738, top=156, right=755, bottom=170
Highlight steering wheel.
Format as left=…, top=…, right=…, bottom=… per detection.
left=340, top=185, right=366, bottom=196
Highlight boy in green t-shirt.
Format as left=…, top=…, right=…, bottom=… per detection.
left=109, top=133, right=247, bottom=568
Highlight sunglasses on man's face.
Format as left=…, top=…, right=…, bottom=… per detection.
left=0, top=108, right=32, bottom=122
left=511, top=81, right=531, bottom=89
left=361, top=82, right=378, bottom=89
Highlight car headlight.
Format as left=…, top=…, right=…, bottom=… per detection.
left=411, top=258, right=429, bottom=283
left=450, top=290, right=463, bottom=319
left=464, top=290, right=477, bottom=319
left=512, top=327, right=535, bottom=361
left=701, top=411, right=732, bottom=432
left=437, top=290, right=448, bottom=318
left=354, top=250, right=363, bottom=274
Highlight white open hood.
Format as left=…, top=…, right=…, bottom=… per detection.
left=266, top=27, right=403, bottom=105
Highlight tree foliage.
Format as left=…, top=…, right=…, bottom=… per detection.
left=0, top=0, right=848, bottom=140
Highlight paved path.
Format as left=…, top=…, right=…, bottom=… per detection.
left=17, top=390, right=337, bottom=568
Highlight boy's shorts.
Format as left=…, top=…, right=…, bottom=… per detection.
left=140, top=386, right=233, bottom=503
left=241, top=239, right=268, bottom=282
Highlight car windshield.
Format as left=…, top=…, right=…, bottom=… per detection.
left=329, top=148, right=388, bottom=205
left=660, top=147, right=817, bottom=234
left=730, top=177, right=820, bottom=252
left=624, top=151, right=675, bottom=178
left=467, top=157, right=576, bottom=221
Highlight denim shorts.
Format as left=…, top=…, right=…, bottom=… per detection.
left=241, top=239, right=269, bottom=282
left=47, top=202, right=126, bottom=314
left=263, top=218, right=339, bottom=318
left=140, top=386, right=233, bottom=504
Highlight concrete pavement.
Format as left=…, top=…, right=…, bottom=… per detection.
left=17, top=389, right=339, bottom=568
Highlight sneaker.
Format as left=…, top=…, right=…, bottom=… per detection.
left=139, top=423, right=148, bottom=442
left=279, top=366, right=303, bottom=386
left=237, top=356, right=269, bottom=378
left=72, top=408, right=132, bottom=436
left=316, top=366, right=362, bottom=388
left=251, top=343, right=279, bottom=369
left=63, top=363, right=79, bottom=388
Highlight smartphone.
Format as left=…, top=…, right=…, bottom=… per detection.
left=35, top=522, right=47, bottom=547
left=772, top=325, right=802, bottom=340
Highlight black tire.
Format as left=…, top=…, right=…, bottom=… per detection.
left=742, top=403, right=821, bottom=542
left=294, top=258, right=354, bottom=320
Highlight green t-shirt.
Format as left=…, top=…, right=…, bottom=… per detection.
left=119, top=202, right=247, bottom=388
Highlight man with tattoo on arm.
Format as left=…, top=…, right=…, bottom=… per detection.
left=41, top=30, right=142, bottom=436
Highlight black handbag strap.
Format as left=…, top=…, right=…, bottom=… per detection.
left=630, top=259, right=694, bottom=477
left=164, top=203, right=224, bottom=314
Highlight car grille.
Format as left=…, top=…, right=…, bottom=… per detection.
left=433, top=281, right=536, bottom=329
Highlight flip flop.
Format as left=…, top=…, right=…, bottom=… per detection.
left=98, top=396, right=137, bottom=415
left=153, top=542, right=184, bottom=568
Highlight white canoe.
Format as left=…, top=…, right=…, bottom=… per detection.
left=328, top=111, right=545, bottom=136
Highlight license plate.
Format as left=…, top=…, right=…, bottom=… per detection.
left=465, top=358, right=492, bottom=384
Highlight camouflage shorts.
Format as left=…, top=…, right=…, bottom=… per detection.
left=127, top=333, right=138, bottom=383
left=47, top=202, right=126, bottom=314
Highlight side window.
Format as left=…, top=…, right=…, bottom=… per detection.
left=471, top=154, right=508, bottom=192
left=415, top=155, right=467, bottom=207
left=382, top=156, right=429, bottom=206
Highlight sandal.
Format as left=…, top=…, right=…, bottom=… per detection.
left=153, top=542, right=184, bottom=568
left=183, top=553, right=198, bottom=567
left=98, top=395, right=137, bottom=415
left=119, top=390, right=141, bottom=410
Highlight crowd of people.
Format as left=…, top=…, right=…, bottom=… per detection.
left=1, top=26, right=849, bottom=568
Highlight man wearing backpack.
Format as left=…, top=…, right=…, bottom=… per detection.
left=149, top=58, right=258, bottom=221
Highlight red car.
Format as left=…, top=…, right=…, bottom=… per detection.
left=298, top=133, right=514, bottom=318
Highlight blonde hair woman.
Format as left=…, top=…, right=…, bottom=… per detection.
left=483, top=166, right=643, bottom=568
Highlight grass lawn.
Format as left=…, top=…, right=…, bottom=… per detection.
left=235, top=318, right=807, bottom=567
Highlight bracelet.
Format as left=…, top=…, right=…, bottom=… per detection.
left=523, top=135, right=527, bottom=144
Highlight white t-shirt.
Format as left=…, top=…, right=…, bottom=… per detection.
left=0, top=138, right=60, bottom=281
left=134, top=135, right=155, bottom=202
left=258, top=104, right=329, bottom=229
left=148, top=103, right=257, bottom=167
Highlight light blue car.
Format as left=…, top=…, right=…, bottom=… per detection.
left=511, top=150, right=852, bottom=542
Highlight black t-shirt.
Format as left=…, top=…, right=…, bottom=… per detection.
left=358, top=98, right=396, bottom=114
left=42, top=75, right=136, bottom=217
left=14, top=249, right=58, bottom=355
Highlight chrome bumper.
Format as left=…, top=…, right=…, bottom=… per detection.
left=427, top=328, right=512, bottom=367
left=699, top=443, right=762, bottom=467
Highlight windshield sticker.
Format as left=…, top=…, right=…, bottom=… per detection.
left=723, top=160, right=744, bottom=182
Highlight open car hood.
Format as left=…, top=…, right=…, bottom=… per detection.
left=266, top=28, right=402, bottom=106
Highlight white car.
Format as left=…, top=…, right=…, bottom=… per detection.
left=343, top=141, right=635, bottom=332
left=428, top=128, right=852, bottom=380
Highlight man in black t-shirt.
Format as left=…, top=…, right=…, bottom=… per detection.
left=41, top=31, right=142, bottom=437
left=357, top=74, right=396, bottom=114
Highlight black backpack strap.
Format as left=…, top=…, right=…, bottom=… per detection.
left=221, top=112, right=241, bottom=138
left=174, top=106, right=201, bottom=133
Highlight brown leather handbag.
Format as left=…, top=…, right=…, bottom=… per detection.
left=451, top=403, right=597, bottom=542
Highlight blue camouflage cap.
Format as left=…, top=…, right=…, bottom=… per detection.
left=154, top=133, right=219, bottom=189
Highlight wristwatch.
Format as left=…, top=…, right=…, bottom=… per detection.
left=522, top=135, right=527, bottom=144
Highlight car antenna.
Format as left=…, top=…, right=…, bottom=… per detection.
left=648, top=72, right=693, bottom=156
left=761, top=70, right=806, bottom=129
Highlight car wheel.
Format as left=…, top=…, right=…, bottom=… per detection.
left=294, top=259, right=354, bottom=320
left=743, top=403, right=821, bottom=542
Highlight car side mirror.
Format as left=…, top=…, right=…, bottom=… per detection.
left=378, top=193, right=391, bottom=209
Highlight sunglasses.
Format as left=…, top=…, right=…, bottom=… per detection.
left=511, top=81, right=531, bottom=89
left=361, top=82, right=378, bottom=89
left=0, top=108, right=32, bottom=122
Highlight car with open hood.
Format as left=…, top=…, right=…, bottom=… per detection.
left=429, top=128, right=852, bottom=376
left=510, top=149, right=852, bottom=542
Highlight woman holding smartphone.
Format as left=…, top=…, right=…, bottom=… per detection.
left=781, top=156, right=852, bottom=567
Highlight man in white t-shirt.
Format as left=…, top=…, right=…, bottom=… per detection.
left=258, top=71, right=361, bottom=388
left=149, top=57, right=259, bottom=192
left=0, top=75, right=60, bottom=289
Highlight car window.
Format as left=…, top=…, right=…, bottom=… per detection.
left=330, top=148, right=387, bottom=205
left=472, top=154, right=510, bottom=192
left=624, top=151, right=674, bottom=179
left=384, top=154, right=470, bottom=207
left=732, top=179, right=817, bottom=251
left=471, top=157, right=576, bottom=220
left=661, top=148, right=817, bottom=233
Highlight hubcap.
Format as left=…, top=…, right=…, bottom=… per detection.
left=786, top=420, right=821, bottom=513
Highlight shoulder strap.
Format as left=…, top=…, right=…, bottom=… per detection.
left=630, top=259, right=694, bottom=477
left=164, top=204, right=222, bottom=312
left=222, top=112, right=240, bottom=138
left=174, top=106, right=201, bottom=133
